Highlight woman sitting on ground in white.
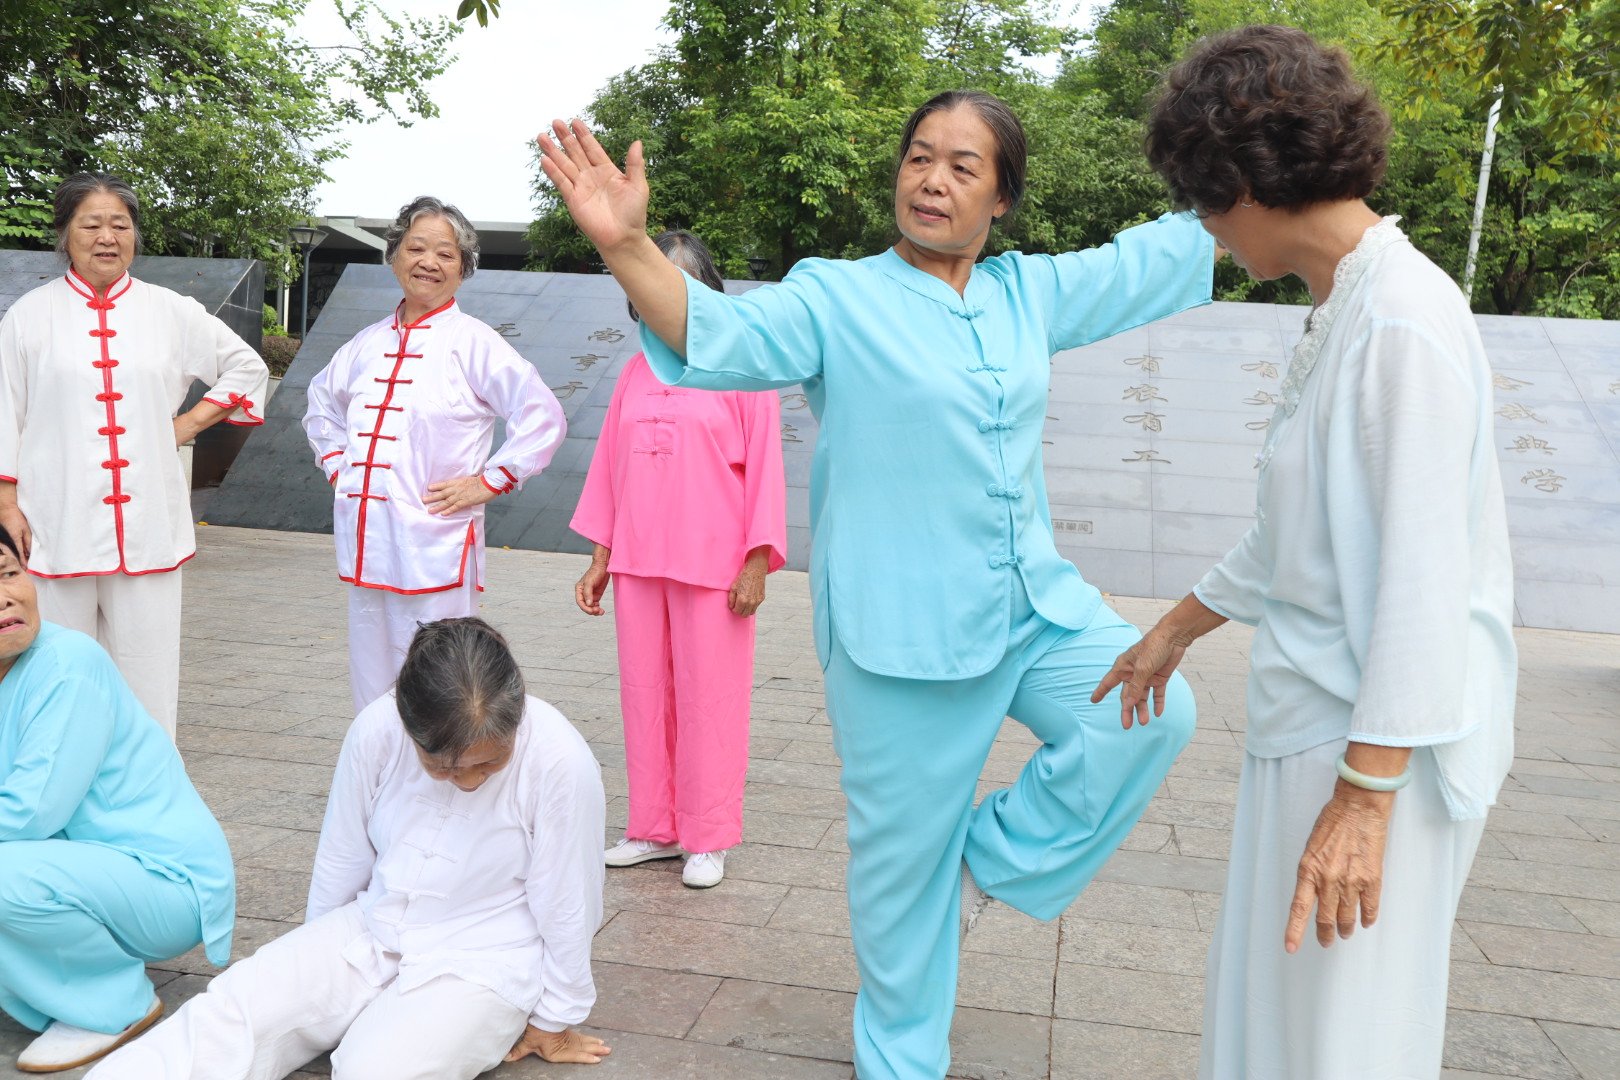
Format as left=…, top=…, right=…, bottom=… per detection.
left=90, top=617, right=611, bottom=1079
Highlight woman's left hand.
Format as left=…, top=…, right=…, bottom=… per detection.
left=505, top=1025, right=611, bottom=1065
left=423, top=475, right=500, bottom=517
left=1285, top=781, right=1396, bottom=952
left=728, top=555, right=767, bottom=617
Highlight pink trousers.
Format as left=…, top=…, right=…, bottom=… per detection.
left=612, top=573, right=754, bottom=854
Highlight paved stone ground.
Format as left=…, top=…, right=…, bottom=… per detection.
left=2, top=526, right=1616, bottom=1079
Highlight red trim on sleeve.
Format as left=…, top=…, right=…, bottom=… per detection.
left=0, top=475, right=15, bottom=484
left=478, top=474, right=505, bottom=496
left=497, top=465, right=517, bottom=487
left=203, top=393, right=264, bottom=426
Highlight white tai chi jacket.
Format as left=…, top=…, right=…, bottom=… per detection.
left=0, top=269, right=267, bottom=576
left=307, top=694, right=606, bottom=1033
left=303, top=299, right=565, bottom=594
left=1193, top=219, right=1517, bottom=820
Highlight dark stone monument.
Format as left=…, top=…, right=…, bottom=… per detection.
left=206, top=262, right=1620, bottom=634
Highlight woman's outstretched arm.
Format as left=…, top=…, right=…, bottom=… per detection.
left=537, top=119, right=689, bottom=354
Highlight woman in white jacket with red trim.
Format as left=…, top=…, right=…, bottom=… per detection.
left=0, top=173, right=268, bottom=737
left=304, top=196, right=566, bottom=713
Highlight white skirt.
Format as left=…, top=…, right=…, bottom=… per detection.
left=1199, top=742, right=1485, bottom=1080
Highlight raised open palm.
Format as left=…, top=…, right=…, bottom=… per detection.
left=536, top=118, right=648, bottom=253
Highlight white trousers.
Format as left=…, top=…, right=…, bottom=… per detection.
left=1199, top=742, right=1486, bottom=1080
left=346, top=579, right=479, bottom=714
left=34, top=570, right=183, bottom=738
left=86, top=904, right=529, bottom=1080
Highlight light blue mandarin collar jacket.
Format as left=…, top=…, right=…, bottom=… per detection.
left=643, top=213, right=1214, bottom=679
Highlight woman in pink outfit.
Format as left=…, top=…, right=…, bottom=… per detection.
left=571, top=230, right=786, bottom=889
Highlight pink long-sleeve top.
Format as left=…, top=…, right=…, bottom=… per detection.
left=571, top=352, right=787, bottom=590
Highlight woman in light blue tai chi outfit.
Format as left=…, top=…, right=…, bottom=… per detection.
left=539, top=90, right=1215, bottom=1080
left=0, top=524, right=234, bottom=1074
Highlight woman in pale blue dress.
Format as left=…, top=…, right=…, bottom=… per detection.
left=538, top=91, right=1215, bottom=1079
left=1097, top=25, right=1517, bottom=1080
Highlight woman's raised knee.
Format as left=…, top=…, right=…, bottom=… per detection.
left=1155, top=671, right=1199, bottom=751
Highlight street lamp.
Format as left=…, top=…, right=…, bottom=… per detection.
left=288, top=224, right=328, bottom=339
left=747, top=255, right=771, bottom=280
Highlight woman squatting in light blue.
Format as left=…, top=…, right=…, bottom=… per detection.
left=0, top=524, right=235, bottom=1074
left=540, top=90, right=1216, bottom=1079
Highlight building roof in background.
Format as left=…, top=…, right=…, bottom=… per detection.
left=313, top=216, right=531, bottom=260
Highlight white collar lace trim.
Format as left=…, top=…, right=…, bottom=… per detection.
left=1277, top=215, right=1406, bottom=417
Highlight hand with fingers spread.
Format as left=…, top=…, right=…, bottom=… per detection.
left=534, top=117, right=690, bottom=353
left=505, top=1025, right=612, bottom=1065
left=535, top=118, right=649, bottom=255
left=1092, top=626, right=1186, bottom=729
left=422, top=475, right=500, bottom=517
left=1091, top=592, right=1226, bottom=729
left=1284, top=781, right=1396, bottom=953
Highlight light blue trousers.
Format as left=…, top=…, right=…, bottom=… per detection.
left=826, top=592, right=1196, bottom=1080
left=0, top=840, right=202, bottom=1033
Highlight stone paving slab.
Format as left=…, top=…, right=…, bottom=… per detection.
left=1, top=525, right=1616, bottom=1078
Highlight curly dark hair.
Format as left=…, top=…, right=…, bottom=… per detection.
left=1145, top=25, right=1390, bottom=215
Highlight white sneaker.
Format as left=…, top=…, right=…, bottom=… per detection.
left=960, top=862, right=990, bottom=945
left=604, top=836, right=682, bottom=867
left=682, top=849, right=726, bottom=888
left=17, top=995, right=162, bottom=1073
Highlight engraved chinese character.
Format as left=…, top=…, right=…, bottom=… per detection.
left=491, top=322, right=521, bottom=339
left=781, top=392, right=809, bottom=411
left=1520, top=468, right=1565, bottom=493
left=1124, top=411, right=1164, bottom=432
left=1125, top=353, right=1162, bottom=375
left=1244, top=390, right=1280, bottom=407
left=1496, top=403, right=1546, bottom=423
left=1610, top=380, right=1620, bottom=395
left=1492, top=373, right=1532, bottom=391
left=1122, top=449, right=1172, bottom=464
left=1242, top=360, right=1280, bottom=379
left=1122, top=384, right=1167, bottom=403
left=588, top=328, right=626, bottom=343
left=571, top=353, right=608, bottom=371
left=549, top=380, right=586, bottom=400
left=1506, top=435, right=1555, bottom=455
left=781, top=423, right=803, bottom=444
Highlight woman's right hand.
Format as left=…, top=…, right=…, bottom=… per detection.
left=575, top=561, right=610, bottom=616
left=0, top=489, right=31, bottom=563
left=537, top=119, right=648, bottom=255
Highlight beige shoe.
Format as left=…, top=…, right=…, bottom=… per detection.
left=17, top=995, right=162, bottom=1073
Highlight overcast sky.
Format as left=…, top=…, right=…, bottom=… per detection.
left=299, top=1, right=1102, bottom=223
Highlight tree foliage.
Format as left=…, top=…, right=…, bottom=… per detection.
left=0, top=0, right=461, bottom=281
left=1381, top=0, right=1620, bottom=158
left=528, top=0, right=1618, bottom=318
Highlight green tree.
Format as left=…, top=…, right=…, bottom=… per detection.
left=529, top=0, right=1081, bottom=275
left=0, top=0, right=461, bottom=278
left=1382, top=0, right=1620, bottom=158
